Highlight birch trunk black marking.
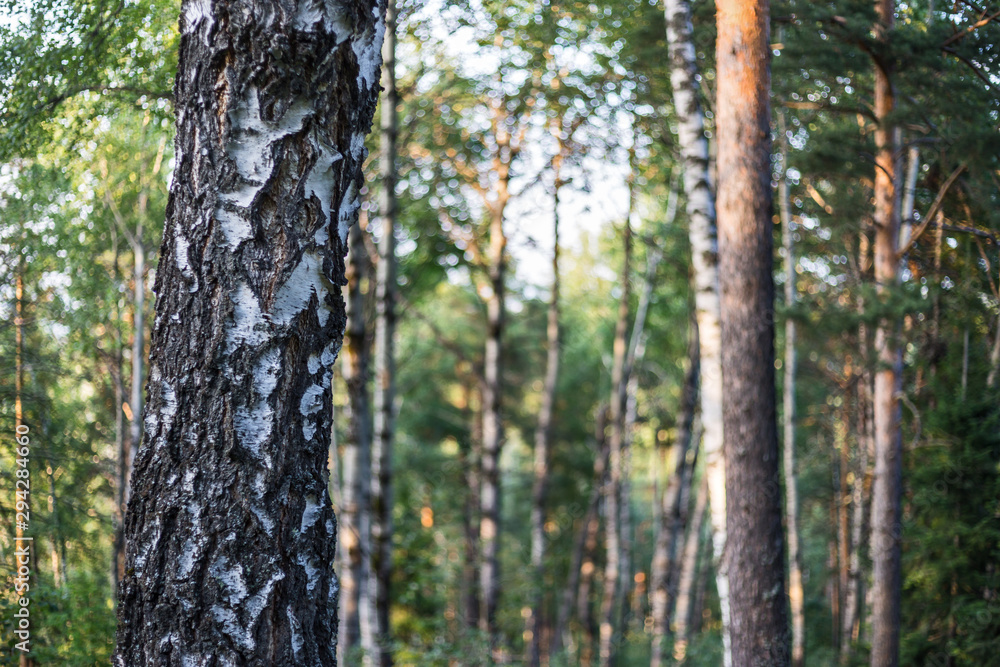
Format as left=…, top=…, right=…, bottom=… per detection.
left=114, top=1, right=386, bottom=663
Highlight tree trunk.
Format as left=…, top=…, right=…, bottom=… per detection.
left=836, top=412, right=851, bottom=658
left=662, top=1, right=731, bottom=660
left=464, top=385, right=482, bottom=631
left=479, top=177, right=509, bottom=659
left=127, top=235, right=144, bottom=510
left=598, top=184, right=632, bottom=667
left=551, top=406, right=608, bottom=660
left=15, top=270, right=31, bottom=667
left=650, top=328, right=699, bottom=667
left=370, top=1, right=398, bottom=663
left=112, top=236, right=127, bottom=602
left=526, top=164, right=563, bottom=667
left=778, top=113, right=806, bottom=667
left=114, top=1, right=386, bottom=662
left=671, top=470, right=709, bottom=663
left=842, top=381, right=868, bottom=661
left=716, top=0, right=790, bottom=664
left=988, top=314, right=1000, bottom=388
left=870, top=0, right=903, bottom=664
left=340, top=220, right=374, bottom=664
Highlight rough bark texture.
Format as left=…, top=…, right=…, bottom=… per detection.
left=370, top=0, right=397, bottom=663
left=339, top=221, right=373, bottom=663
left=779, top=115, right=806, bottom=667
left=662, top=1, right=731, bottom=660
left=598, top=196, right=632, bottom=667
left=114, top=0, right=386, bottom=663
left=870, top=0, right=904, bottom=664
left=650, top=325, right=699, bottom=667
left=716, top=0, right=790, bottom=664
left=526, top=165, right=562, bottom=667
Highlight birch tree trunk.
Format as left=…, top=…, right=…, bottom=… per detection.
left=114, top=1, right=386, bottom=662
left=14, top=270, right=31, bottom=667
left=598, top=187, right=632, bottom=667
left=340, top=221, right=374, bottom=664
left=870, top=1, right=904, bottom=664
left=779, top=113, right=806, bottom=667
left=370, top=0, right=397, bottom=662
left=127, top=235, right=144, bottom=507
left=716, top=0, right=790, bottom=663
left=526, top=163, right=562, bottom=667
left=662, top=1, right=731, bottom=660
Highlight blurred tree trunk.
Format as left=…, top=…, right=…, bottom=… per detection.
left=869, top=0, right=904, bottom=663
left=526, top=157, right=563, bottom=667
left=371, top=1, right=398, bottom=662
left=597, top=177, right=632, bottom=667
left=114, top=0, right=386, bottom=661
left=340, top=220, right=374, bottom=664
left=551, top=405, right=608, bottom=660
left=671, top=470, right=709, bottom=662
left=15, top=270, right=31, bottom=667
left=779, top=111, right=806, bottom=667
left=650, top=327, right=699, bottom=667
left=462, top=382, right=482, bottom=631
left=716, top=0, right=790, bottom=664
left=663, top=0, right=731, bottom=659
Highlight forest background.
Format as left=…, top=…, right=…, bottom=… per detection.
left=1, top=0, right=999, bottom=665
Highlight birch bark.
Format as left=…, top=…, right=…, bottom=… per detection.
left=114, top=1, right=386, bottom=662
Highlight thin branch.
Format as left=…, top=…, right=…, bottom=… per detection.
left=897, top=163, right=966, bottom=258
left=941, top=9, right=1000, bottom=47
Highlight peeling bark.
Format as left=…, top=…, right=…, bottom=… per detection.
left=114, top=1, right=386, bottom=663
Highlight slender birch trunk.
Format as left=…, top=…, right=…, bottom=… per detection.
left=340, top=221, right=374, bottom=664
left=662, top=1, right=731, bottom=659
left=988, top=315, right=1000, bottom=388
left=779, top=113, right=806, bottom=667
left=114, top=1, right=386, bottom=659
left=464, top=385, right=483, bottom=631
left=836, top=410, right=851, bottom=658
left=371, top=1, right=398, bottom=661
left=127, top=235, right=144, bottom=506
left=598, top=182, right=633, bottom=667
left=650, top=328, right=699, bottom=667
left=870, top=0, right=904, bottom=664
left=479, top=156, right=510, bottom=659
left=14, top=270, right=31, bottom=667
left=671, top=470, right=709, bottom=662
left=526, top=163, right=563, bottom=667
left=716, top=0, right=790, bottom=663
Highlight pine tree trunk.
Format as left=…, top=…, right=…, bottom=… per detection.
left=662, top=1, right=731, bottom=660
left=370, top=0, right=397, bottom=662
left=778, top=111, right=806, bottom=667
left=716, top=0, right=790, bottom=663
left=650, top=329, right=699, bottom=667
left=598, top=191, right=632, bottom=667
left=340, top=221, right=374, bottom=664
left=527, top=167, right=562, bottom=667
left=114, top=1, right=386, bottom=662
left=870, top=0, right=903, bottom=664
left=671, top=471, right=709, bottom=662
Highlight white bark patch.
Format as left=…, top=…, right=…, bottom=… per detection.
left=303, top=138, right=343, bottom=225
left=182, top=0, right=214, bottom=45
left=174, top=234, right=197, bottom=291
left=337, top=180, right=359, bottom=244
left=160, top=381, right=178, bottom=434
left=245, top=571, right=284, bottom=624
left=216, top=90, right=313, bottom=249
left=297, top=553, right=320, bottom=592
left=210, top=605, right=253, bottom=651
left=351, top=8, right=386, bottom=89
left=300, top=494, right=322, bottom=533
left=287, top=607, right=305, bottom=657
left=251, top=504, right=274, bottom=535
left=227, top=283, right=269, bottom=352
left=271, top=251, right=332, bottom=326
left=307, top=354, right=321, bottom=375
left=211, top=557, right=249, bottom=607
